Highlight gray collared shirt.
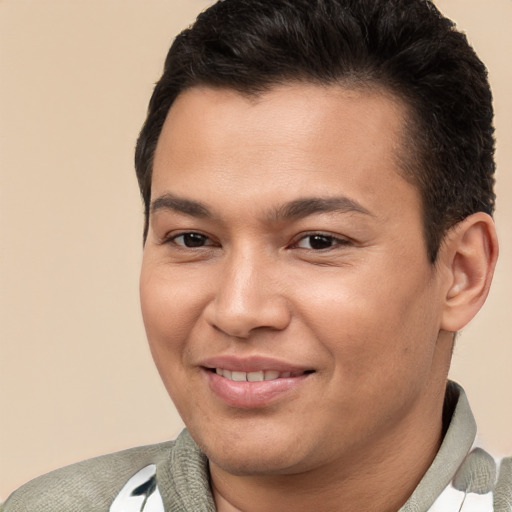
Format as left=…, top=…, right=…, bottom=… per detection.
left=2, top=382, right=511, bottom=511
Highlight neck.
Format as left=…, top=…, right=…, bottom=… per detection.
left=211, top=380, right=448, bottom=512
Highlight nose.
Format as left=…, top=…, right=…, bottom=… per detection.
left=203, top=250, right=291, bottom=339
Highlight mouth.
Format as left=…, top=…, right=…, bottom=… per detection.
left=202, top=363, right=315, bottom=408
left=208, top=368, right=315, bottom=382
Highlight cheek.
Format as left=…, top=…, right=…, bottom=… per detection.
left=140, top=265, right=208, bottom=419
left=141, top=257, right=209, bottom=328
left=295, top=264, right=439, bottom=381
left=139, top=264, right=200, bottom=366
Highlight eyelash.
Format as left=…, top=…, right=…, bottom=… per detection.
left=167, top=232, right=218, bottom=248
left=165, top=231, right=350, bottom=251
left=292, top=232, right=351, bottom=251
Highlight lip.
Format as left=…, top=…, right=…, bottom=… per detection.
left=201, top=355, right=311, bottom=373
left=200, top=355, right=314, bottom=408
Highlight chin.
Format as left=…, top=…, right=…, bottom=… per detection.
left=207, top=448, right=305, bottom=477
left=190, top=422, right=313, bottom=476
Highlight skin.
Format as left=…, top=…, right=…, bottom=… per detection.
left=140, top=84, right=497, bottom=512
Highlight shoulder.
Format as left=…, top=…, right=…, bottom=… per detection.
left=428, top=448, right=512, bottom=512
left=1, top=440, right=174, bottom=512
left=400, top=382, right=512, bottom=512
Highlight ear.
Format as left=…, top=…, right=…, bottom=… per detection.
left=439, top=212, right=499, bottom=332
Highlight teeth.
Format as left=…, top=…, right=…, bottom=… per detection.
left=221, top=369, right=232, bottom=379
left=214, top=369, right=305, bottom=381
left=231, top=371, right=246, bottom=382
left=247, top=371, right=264, bottom=382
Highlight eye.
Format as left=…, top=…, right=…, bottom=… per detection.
left=171, top=232, right=213, bottom=248
left=294, top=233, right=349, bottom=250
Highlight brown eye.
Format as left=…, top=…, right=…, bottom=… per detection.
left=309, top=235, right=335, bottom=250
left=173, top=232, right=210, bottom=248
left=297, top=234, right=335, bottom=250
left=295, top=233, right=350, bottom=250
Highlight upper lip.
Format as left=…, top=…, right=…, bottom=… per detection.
left=200, top=355, right=313, bottom=373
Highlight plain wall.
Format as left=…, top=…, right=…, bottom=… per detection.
left=1, top=0, right=511, bottom=500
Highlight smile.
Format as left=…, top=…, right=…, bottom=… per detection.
left=213, top=368, right=310, bottom=381
left=204, top=366, right=315, bottom=408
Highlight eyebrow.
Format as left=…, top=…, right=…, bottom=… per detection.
left=151, top=193, right=212, bottom=217
left=271, top=196, right=372, bottom=221
left=150, top=193, right=372, bottom=220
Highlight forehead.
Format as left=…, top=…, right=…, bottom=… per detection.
left=156, top=83, right=409, bottom=162
left=151, top=83, right=419, bottom=223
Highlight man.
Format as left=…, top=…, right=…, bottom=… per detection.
left=2, top=0, right=510, bottom=511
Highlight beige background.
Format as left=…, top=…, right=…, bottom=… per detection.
left=0, top=0, right=511, bottom=500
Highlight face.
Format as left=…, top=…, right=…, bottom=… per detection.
left=140, top=84, right=450, bottom=477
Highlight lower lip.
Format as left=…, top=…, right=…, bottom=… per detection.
left=204, top=369, right=311, bottom=408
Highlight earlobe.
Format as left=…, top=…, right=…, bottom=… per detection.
left=440, top=212, right=499, bottom=332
